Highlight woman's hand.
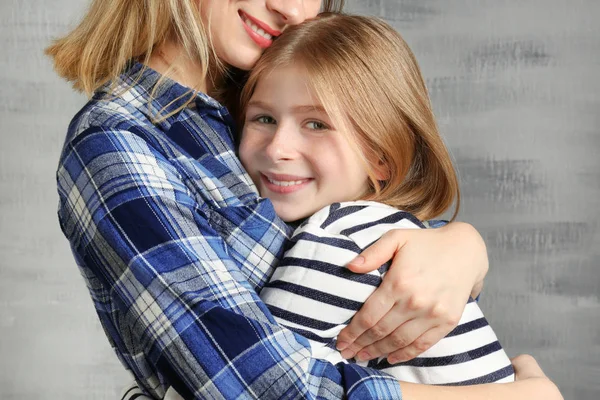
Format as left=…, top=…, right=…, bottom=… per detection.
left=335, top=222, right=488, bottom=363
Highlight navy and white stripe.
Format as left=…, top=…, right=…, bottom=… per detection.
left=261, top=201, right=515, bottom=386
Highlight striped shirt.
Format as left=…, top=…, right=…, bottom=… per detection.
left=261, top=201, right=515, bottom=386
left=57, top=62, right=402, bottom=399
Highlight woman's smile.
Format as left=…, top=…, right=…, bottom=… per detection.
left=239, top=11, right=280, bottom=48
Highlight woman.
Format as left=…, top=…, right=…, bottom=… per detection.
left=46, top=1, right=561, bottom=399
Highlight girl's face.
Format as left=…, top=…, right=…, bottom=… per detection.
left=239, top=65, right=371, bottom=222
left=202, top=0, right=322, bottom=70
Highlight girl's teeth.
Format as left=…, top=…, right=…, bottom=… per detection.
left=268, top=178, right=305, bottom=187
left=244, top=17, right=273, bottom=40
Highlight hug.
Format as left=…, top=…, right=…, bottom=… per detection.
left=47, top=1, right=562, bottom=399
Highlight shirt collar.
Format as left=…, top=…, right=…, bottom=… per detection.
left=95, top=61, right=227, bottom=123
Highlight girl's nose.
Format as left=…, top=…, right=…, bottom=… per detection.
left=264, top=127, right=299, bottom=162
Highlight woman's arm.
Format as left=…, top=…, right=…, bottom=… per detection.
left=59, top=128, right=402, bottom=399
left=337, top=221, right=489, bottom=363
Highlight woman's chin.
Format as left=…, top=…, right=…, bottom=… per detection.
left=223, top=48, right=262, bottom=71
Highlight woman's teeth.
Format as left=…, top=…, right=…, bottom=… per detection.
left=268, top=178, right=305, bottom=186
left=243, top=17, right=273, bottom=40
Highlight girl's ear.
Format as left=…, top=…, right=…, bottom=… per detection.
left=373, top=158, right=390, bottom=181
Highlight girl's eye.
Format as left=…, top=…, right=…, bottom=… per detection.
left=306, top=121, right=329, bottom=130
left=256, top=115, right=276, bottom=124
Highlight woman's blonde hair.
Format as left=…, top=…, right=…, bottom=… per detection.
left=240, top=13, right=460, bottom=221
left=45, top=0, right=345, bottom=96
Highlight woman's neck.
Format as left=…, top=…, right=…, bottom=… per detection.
left=147, top=40, right=214, bottom=93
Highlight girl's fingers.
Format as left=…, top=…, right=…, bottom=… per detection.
left=512, top=354, right=547, bottom=380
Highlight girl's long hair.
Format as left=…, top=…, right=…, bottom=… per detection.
left=240, top=13, right=460, bottom=221
left=45, top=0, right=345, bottom=97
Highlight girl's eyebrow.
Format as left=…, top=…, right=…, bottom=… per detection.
left=247, top=100, right=270, bottom=109
left=247, top=100, right=327, bottom=114
left=292, top=105, right=327, bottom=114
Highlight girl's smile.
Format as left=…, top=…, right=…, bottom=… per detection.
left=261, top=172, right=314, bottom=194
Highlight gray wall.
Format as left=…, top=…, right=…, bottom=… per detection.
left=1, top=0, right=598, bottom=399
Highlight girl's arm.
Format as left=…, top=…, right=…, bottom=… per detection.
left=337, top=222, right=488, bottom=363
left=402, top=379, right=560, bottom=400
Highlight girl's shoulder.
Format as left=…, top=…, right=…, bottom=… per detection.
left=300, top=201, right=425, bottom=236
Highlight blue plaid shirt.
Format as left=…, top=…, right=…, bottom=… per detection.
left=56, top=62, right=402, bottom=399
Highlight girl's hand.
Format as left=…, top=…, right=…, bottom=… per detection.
left=400, top=355, right=563, bottom=400
left=336, top=222, right=488, bottom=363
left=512, top=354, right=548, bottom=380
left=512, top=354, right=563, bottom=399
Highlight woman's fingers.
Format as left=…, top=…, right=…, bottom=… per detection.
left=336, top=289, right=395, bottom=357
left=338, top=231, right=409, bottom=355
left=351, top=312, right=418, bottom=361
left=355, top=318, right=430, bottom=362
left=386, top=326, right=448, bottom=364
left=346, top=230, right=407, bottom=274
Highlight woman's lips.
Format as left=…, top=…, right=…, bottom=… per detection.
left=240, top=11, right=282, bottom=36
left=239, top=11, right=278, bottom=49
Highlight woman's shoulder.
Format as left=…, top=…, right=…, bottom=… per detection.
left=66, top=89, right=155, bottom=142
left=65, top=62, right=186, bottom=142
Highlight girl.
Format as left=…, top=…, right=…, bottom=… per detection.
left=239, top=12, right=515, bottom=387
left=46, top=0, right=557, bottom=399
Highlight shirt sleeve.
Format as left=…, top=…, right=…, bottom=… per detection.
left=57, top=129, right=402, bottom=400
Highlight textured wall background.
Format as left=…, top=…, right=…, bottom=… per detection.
left=1, top=0, right=598, bottom=399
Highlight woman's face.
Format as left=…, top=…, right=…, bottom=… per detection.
left=239, top=65, right=371, bottom=222
left=201, top=0, right=322, bottom=70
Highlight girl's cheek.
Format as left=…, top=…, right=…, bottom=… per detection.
left=238, top=136, right=252, bottom=164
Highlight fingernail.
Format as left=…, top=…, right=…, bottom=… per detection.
left=336, top=341, right=349, bottom=351
left=349, top=256, right=365, bottom=266
left=388, top=356, right=405, bottom=364
left=357, top=351, right=371, bottom=361
left=341, top=349, right=356, bottom=359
